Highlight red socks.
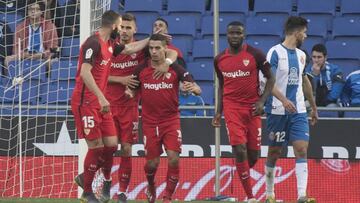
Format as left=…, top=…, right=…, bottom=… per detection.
left=144, top=163, right=157, bottom=186
left=236, top=161, right=254, bottom=199
left=118, top=156, right=132, bottom=192
left=164, top=165, right=179, bottom=199
left=101, top=146, right=117, bottom=180
left=83, top=148, right=103, bottom=193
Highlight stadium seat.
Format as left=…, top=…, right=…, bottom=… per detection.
left=162, top=15, right=196, bottom=37
left=133, top=13, right=159, bottom=39
left=211, top=0, right=248, bottom=18
left=326, top=40, right=360, bottom=76
left=124, top=0, right=163, bottom=15
left=171, top=38, right=190, bottom=61
left=332, top=17, right=360, bottom=41
left=297, top=0, right=336, bottom=29
left=50, top=58, right=78, bottom=81
left=187, top=62, right=214, bottom=81
left=192, top=38, right=227, bottom=62
left=254, top=0, right=292, bottom=18
left=167, top=0, right=206, bottom=29
left=198, top=81, right=214, bottom=105
left=42, top=80, right=75, bottom=104
left=201, top=15, right=245, bottom=39
left=61, top=37, right=80, bottom=57
left=326, top=40, right=360, bottom=60
left=340, top=0, right=360, bottom=17
left=306, top=18, right=328, bottom=40
left=162, top=15, right=196, bottom=51
left=0, top=12, right=24, bottom=32
left=7, top=59, right=47, bottom=81
left=3, top=79, right=44, bottom=104
left=246, top=16, right=284, bottom=40
left=301, top=37, right=325, bottom=56
left=110, top=0, right=119, bottom=11
left=344, top=111, right=360, bottom=118
left=246, top=37, right=281, bottom=54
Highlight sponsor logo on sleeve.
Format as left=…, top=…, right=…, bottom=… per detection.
left=85, top=48, right=93, bottom=59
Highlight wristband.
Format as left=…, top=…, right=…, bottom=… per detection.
left=165, top=58, right=173, bottom=65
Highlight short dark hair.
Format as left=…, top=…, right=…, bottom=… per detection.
left=227, top=21, right=244, bottom=29
left=26, top=0, right=45, bottom=16
left=149, top=34, right=167, bottom=45
left=312, top=43, right=327, bottom=56
left=101, top=10, right=120, bottom=27
left=122, top=13, right=136, bottom=23
left=154, top=17, right=168, bottom=28
left=284, top=16, right=308, bottom=35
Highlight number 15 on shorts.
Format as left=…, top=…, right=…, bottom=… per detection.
left=82, top=116, right=95, bottom=128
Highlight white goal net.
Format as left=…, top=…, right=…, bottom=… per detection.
left=0, top=0, right=112, bottom=198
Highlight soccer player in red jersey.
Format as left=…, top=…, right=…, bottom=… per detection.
left=152, top=18, right=187, bottom=68
left=126, top=34, right=201, bottom=203
left=71, top=11, right=157, bottom=203
left=212, top=21, right=275, bottom=203
left=105, top=13, right=178, bottom=203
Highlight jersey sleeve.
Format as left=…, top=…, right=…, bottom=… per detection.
left=249, top=46, right=271, bottom=72
left=81, top=37, right=101, bottom=66
left=214, top=54, right=224, bottom=84
left=172, top=63, right=194, bottom=82
left=113, top=42, right=125, bottom=57
left=266, top=48, right=279, bottom=74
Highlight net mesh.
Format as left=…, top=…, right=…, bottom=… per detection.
left=0, top=0, right=112, bottom=198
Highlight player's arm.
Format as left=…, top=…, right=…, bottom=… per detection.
left=340, top=77, right=351, bottom=107
left=153, top=48, right=179, bottom=80
left=108, top=75, right=139, bottom=89
left=303, top=74, right=318, bottom=125
left=80, top=40, right=109, bottom=113
left=253, top=48, right=275, bottom=115
left=212, top=58, right=224, bottom=127
left=328, top=68, right=345, bottom=102
left=172, top=64, right=201, bottom=95
left=125, top=62, right=147, bottom=98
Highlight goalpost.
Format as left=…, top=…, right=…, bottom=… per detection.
left=0, top=0, right=112, bottom=198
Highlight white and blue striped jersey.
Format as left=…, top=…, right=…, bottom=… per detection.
left=265, top=44, right=307, bottom=115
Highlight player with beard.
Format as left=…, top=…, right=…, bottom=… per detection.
left=126, top=34, right=201, bottom=203
left=212, top=21, right=275, bottom=203
left=263, top=16, right=318, bottom=203
left=72, top=11, right=161, bottom=203
left=104, top=13, right=177, bottom=203
left=152, top=18, right=187, bottom=68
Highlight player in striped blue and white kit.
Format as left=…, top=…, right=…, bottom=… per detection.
left=263, top=17, right=318, bottom=203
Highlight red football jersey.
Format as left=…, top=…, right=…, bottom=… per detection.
left=214, top=44, right=270, bottom=108
left=72, top=32, right=124, bottom=107
left=134, top=63, right=193, bottom=125
left=105, top=47, right=145, bottom=107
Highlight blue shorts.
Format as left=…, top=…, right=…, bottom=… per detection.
left=266, top=113, right=310, bottom=146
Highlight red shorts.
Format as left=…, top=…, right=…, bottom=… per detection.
left=112, top=106, right=139, bottom=144
left=72, top=104, right=117, bottom=140
left=223, top=107, right=261, bottom=150
left=142, top=119, right=182, bottom=160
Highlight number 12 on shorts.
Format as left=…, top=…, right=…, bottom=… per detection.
left=275, top=131, right=285, bottom=142
left=82, top=116, right=95, bottom=128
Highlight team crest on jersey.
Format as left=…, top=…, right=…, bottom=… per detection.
left=165, top=72, right=172, bottom=79
left=84, top=128, right=91, bottom=135
left=108, top=46, right=113, bottom=53
left=300, top=56, right=305, bottom=65
left=131, top=53, right=137, bottom=59
left=243, top=59, right=250, bottom=66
